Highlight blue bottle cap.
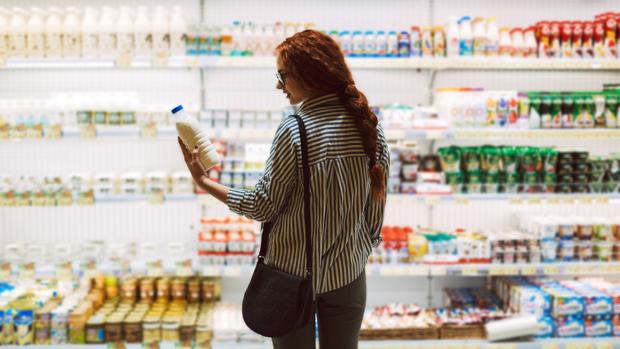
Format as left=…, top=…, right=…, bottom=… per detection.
left=171, top=105, right=184, bottom=114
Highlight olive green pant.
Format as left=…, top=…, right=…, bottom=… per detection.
left=272, top=272, right=366, bottom=349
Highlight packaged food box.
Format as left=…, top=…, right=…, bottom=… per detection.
left=555, top=315, right=585, bottom=338
left=585, top=315, right=612, bottom=337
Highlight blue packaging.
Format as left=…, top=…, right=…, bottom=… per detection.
left=536, top=316, right=555, bottom=339
left=555, top=315, right=585, bottom=338
left=585, top=315, right=612, bottom=337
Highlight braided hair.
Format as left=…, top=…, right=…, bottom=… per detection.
left=276, top=30, right=385, bottom=200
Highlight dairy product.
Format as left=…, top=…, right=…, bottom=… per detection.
left=172, top=105, right=220, bottom=171
left=27, top=7, right=45, bottom=57
left=9, top=7, right=27, bottom=57
left=81, top=7, right=99, bottom=58
left=458, top=16, right=473, bottom=56
left=472, top=17, right=486, bottom=56
left=485, top=17, right=499, bottom=56
left=62, top=7, right=81, bottom=57
left=133, top=6, right=151, bottom=57
left=169, top=6, right=186, bottom=56
left=98, top=7, right=116, bottom=58
left=0, top=8, right=8, bottom=56
left=446, top=16, right=459, bottom=57
left=116, top=7, right=133, bottom=57
left=45, top=8, right=62, bottom=58
left=152, top=6, right=169, bottom=57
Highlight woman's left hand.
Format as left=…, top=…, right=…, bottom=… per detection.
left=178, top=137, right=207, bottom=183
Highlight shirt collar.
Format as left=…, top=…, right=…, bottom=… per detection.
left=297, top=93, right=342, bottom=117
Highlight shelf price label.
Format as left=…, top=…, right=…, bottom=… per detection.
left=579, top=196, right=594, bottom=205
left=542, top=343, right=559, bottom=349
left=566, top=343, right=593, bottom=349
left=521, top=265, right=538, bottom=275
left=107, top=342, right=127, bottom=349
left=140, top=122, right=158, bottom=139
left=487, top=344, right=517, bottom=349
left=461, top=266, right=479, bottom=276
left=175, top=259, right=193, bottom=277
left=595, top=343, right=613, bottom=349
left=149, top=189, right=165, bottom=205
left=527, top=197, right=542, bottom=205
left=223, top=266, right=241, bottom=277
left=202, top=266, right=220, bottom=276
left=595, top=196, right=610, bottom=204
left=146, top=260, right=164, bottom=277
left=116, top=53, right=133, bottom=67
left=19, top=262, right=36, bottom=280
left=79, top=124, right=97, bottom=139
left=56, top=261, right=73, bottom=280
left=509, top=197, right=524, bottom=205
left=543, top=265, right=561, bottom=275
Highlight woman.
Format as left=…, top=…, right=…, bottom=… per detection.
left=179, top=29, right=389, bottom=349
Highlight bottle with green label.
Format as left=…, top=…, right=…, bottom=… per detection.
left=582, top=94, right=595, bottom=128
left=605, top=92, right=618, bottom=128
left=540, top=94, right=552, bottom=128
left=561, top=95, right=574, bottom=128
left=593, top=92, right=607, bottom=128
left=551, top=94, right=563, bottom=129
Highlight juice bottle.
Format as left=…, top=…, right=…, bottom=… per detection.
left=485, top=17, right=499, bottom=56
left=540, top=95, right=552, bottom=128
left=458, top=16, right=473, bottom=56
left=446, top=16, right=460, bottom=57
left=537, top=21, right=550, bottom=58
left=376, top=30, right=387, bottom=57
left=407, top=27, right=418, bottom=57
left=560, top=21, right=573, bottom=58
left=529, top=94, right=542, bottom=129
left=524, top=27, right=537, bottom=57
left=62, top=7, right=81, bottom=58
left=99, top=7, right=117, bottom=58
left=497, top=94, right=509, bottom=127
left=550, top=21, right=561, bottom=57
left=498, top=28, right=511, bottom=56
left=81, top=7, right=99, bottom=58
left=339, top=30, right=352, bottom=56
left=604, top=93, right=618, bottom=128
left=551, top=94, right=562, bottom=128
left=583, top=21, right=594, bottom=58
left=169, top=6, right=186, bottom=56
left=594, top=20, right=606, bottom=58
left=352, top=30, right=363, bottom=57
left=561, top=95, right=574, bottom=128
left=364, top=30, right=376, bottom=57
left=387, top=30, right=398, bottom=57
left=432, top=26, right=445, bottom=57
left=421, top=26, right=433, bottom=57
left=27, top=7, right=45, bottom=58
left=604, top=13, right=617, bottom=57
left=472, top=17, right=486, bottom=56
left=172, top=105, right=220, bottom=171
left=44, top=8, right=62, bottom=58
left=572, top=21, right=583, bottom=58
left=9, top=7, right=28, bottom=57
left=510, top=28, right=524, bottom=57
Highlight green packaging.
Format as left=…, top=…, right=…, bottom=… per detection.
left=482, top=172, right=500, bottom=194
left=561, top=95, right=574, bottom=128
left=594, top=93, right=607, bottom=128
left=518, top=147, right=541, bottom=173
left=465, top=170, right=482, bottom=194
left=541, top=148, right=558, bottom=173
left=481, top=146, right=501, bottom=174
left=500, top=147, right=519, bottom=173
left=523, top=172, right=540, bottom=193
left=504, top=172, right=520, bottom=193
left=605, top=93, right=618, bottom=128
left=445, top=172, right=463, bottom=193
left=438, top=146, right=462, bottom=173
left=542, top=172, right=557, bottom=193
left=462, top=147, right=481, bottom=172
left=580, top=94, right=595, bottom=128
left=540, top=95, right=553, bottom=128
left=551, top=94, right=563, bottom=128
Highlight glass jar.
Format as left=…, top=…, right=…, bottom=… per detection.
left=171, top=278, right=186, bottom=300
left=85, top=315, right=105, bottom=344
left=187, top=278, right=201, bottom=303
left=156, top=277, right=170, bottom=300
left=140, top=278, right=156, bottom=302
left=142, top=317, right=161, bottom=343
left=123, top=316, right=143, bottom=343
left=162, top=320, right=180, bottom=342
left=104, top=316, right=123, bottom=342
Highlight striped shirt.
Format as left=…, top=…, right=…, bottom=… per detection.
left=227, top=93, right=390, bottom=294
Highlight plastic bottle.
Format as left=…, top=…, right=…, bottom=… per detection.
left=446, top=16, right=460, bottom=57
left=485, top=17, right=499, bottom=56
left=421, top=26, right=433, bottom=57
left=364, top=30, right=376, bottom=57
left=81, top=7, right=99, bottom=58
left=169, top=6, right=187, bottom=56
left=220, top=24, right=232, bottom=56
left=116, top=6, right=134, bottom=57
left=62, top=7, right=82, bottom=58
left=99, top=7, right=117, bottom=58
left=45, top=7, right=62, bottom=58
left=0, top=8, right=8, bottom=56
left=524, top=27, right=537, bottom=58
left=498, top=28, right=512, bottom=56
left=352, top=30, right=364, bottom=57
left=408, top=27, right=419, bottom=57
left=511, top=28, right=525, bottom=57
left=433, top=26, right=446, bottom=57
left=261, top=24, right=275, bottom=56
left=252, top=23, right=266, bottom=56
left=172, top=105, right=220, bottom=171
left=133, top=6, right=151, bottom=57
left=387, top=30, right=398, bottom=57
left=9, top=7, right=28, bottom=58
left=472, top=17, right=486, bottom=56
left=376, top=30, right=387, bottom=57
left=340, top=30, right=352, bottom=56
left=27, top=7, right=46, bottom=58
left=230, top=21, right=242, bottom=56
left=241, top=22, right=254, bottom=56
left=151, top=6, right=170, bottom=57
left=458, top=16, right=473, bottom=56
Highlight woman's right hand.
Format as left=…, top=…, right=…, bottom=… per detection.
left=178, top=137, right=208, bottom=184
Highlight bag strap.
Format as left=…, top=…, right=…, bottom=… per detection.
left=257, top=115, right=312, bottom=278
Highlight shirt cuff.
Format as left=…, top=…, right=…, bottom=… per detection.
left=226, top=188, right=247, bottom=216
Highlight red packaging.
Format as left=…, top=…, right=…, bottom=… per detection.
left=561, top=21, right=573, bottom=58
left=537, top=21, right=551, bottom=57
left=550, top=21, right=561, bottom=57
left=605, top=13, right=618, bottom=57
left=583, top=21, right=595, bottom=58
left=572, top=21, right=584, bottom=57
left=594, top=20, right=606, bottom=57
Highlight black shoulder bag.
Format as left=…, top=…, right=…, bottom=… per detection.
left=242, top=115, right=314, bottom=338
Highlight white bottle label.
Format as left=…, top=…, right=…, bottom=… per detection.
left=10, top=34, right=27, bottom=56
left=82, top=33, right=99, bottom=57
left=27, top=33, right=45, bottom=56
left=117, top=33, right=134, bottom=55
left=45, top=33, right=62, bottom=57
left=135, top=33, right=150, bottom=55
left=99, top=33, right=116, bottom=56
left=152, top=33, right=169, bottom=55
left=170, top=33, right=185, bottom=55
left=63, top=34, right=81, bottom=56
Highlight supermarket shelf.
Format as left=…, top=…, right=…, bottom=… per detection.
left=4, top=56, right=620, bottom=71
left=4, top=338, right=620, bottom=349
left=451, top=128, right=620, bottom=140
left=2, top=56, right=196, bottom=69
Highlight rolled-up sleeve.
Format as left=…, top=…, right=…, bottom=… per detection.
left=365, top=124, right=390, bottom=247
left=226, top=119, right=298, bottom=222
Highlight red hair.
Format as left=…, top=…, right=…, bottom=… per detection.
left=276, top=30, right=385, bottom=201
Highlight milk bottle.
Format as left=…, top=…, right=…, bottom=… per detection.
left=0, top=8, right=9, bottom=57
left=99, top=7, right=117, bottom=58
left=27, top=7, right=45, bottom=58
left=446, top=16, right=460, bottom=57
left=169, top=6, right=186, bottom=56
left=81, top=7, right=99, bottom=58
left=485, top=17, right=499, bottom=56
left=151, top=6, right=169, bottom=57
left=172, top=105, right=220, bottom=171
left=458, top=16, right=473, bottom=56
left=116, top=7, right=134, bottom=57
left=45, top=7, right=62, bottom=58
left=9, top=7, right=28, bottom=58
left=63, top=7, right=82, bottom=58
left=134, top=6, right=151, bottom=57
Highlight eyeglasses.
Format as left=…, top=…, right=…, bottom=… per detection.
left=276, top=71, right=287, bottom=86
